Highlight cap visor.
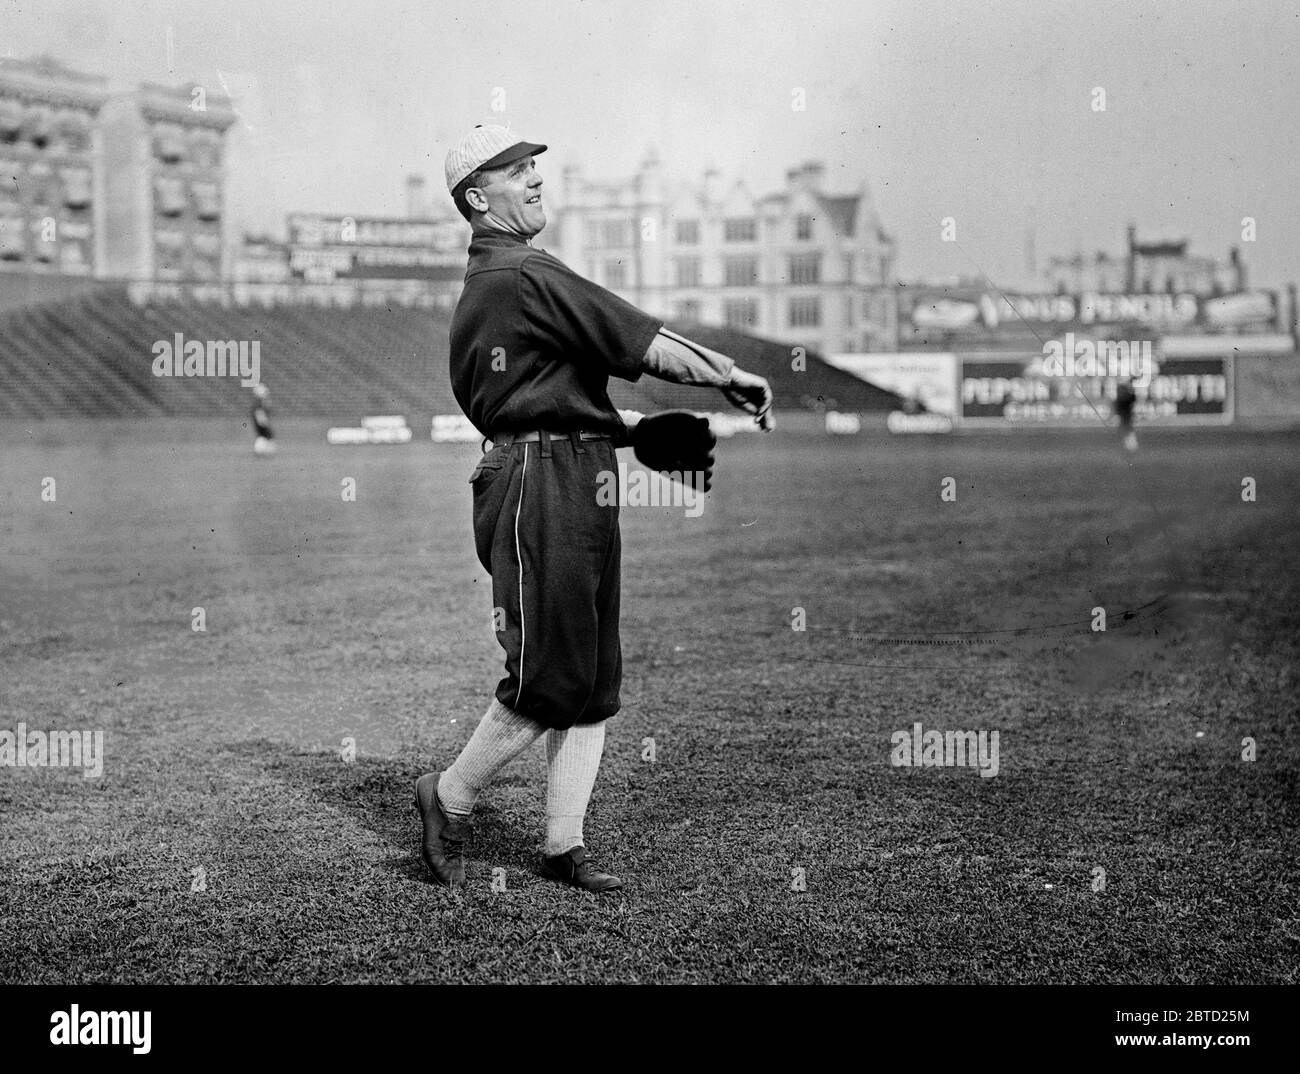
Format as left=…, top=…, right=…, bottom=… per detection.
left=476, top=140, right=548, bottom=173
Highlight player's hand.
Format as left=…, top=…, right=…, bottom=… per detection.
left=723, top=367, right=775, bottom=431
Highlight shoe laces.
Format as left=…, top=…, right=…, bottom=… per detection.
left=442, top=819, right=470, bottom=860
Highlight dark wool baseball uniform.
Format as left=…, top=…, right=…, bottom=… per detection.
left=450, top=220, right=662, bottom=730
left=251, top=403, right=273, bottom=438
left=1115, top=383, right=1136, bottom=427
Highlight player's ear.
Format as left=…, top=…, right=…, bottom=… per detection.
left=465, top=183, right=490, bottom=214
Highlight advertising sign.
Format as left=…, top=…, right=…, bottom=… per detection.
left=826, top=352, right=957, bottom=432
left=899, top=287, right=1279, bottom=342
left=959, top=350, right=1231, bottom=426
left=286, top=214, right=468, bottom=282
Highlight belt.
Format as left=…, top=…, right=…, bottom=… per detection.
left=490, top=429, right=613, bottom=449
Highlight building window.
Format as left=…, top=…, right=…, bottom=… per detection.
left=192, top=181, right=221, bottom=221
left=796, top=214, right=813, bottom=240
left=192, top=231, right=221, bottom=256
left=723, top=217, right=756, bottom=243
left=62, top=170, right=93, bottom=210
left=154, top=129, right=185, bottom=163
left=59, top=123, right=90, bottom=155
left=723, top=299, right=758, bottom=328
left=25, top=106, right=52, bottom=148
left=191, top=257, right=217, bottom=281
left=59, top=241, right=89, bottom=271
left=191, top=130, right=220, bottom=169
left=33, top=230, right=57, bottom=262
left=789, top=296, right=821, bottom=327
left=30, top=177, right=56, bottom=208
left=605, top=260, right=626, bottom=288
left=787, top=253, right=821, bottom=285
left=675, top=258, right=701, bottom=287
left=586, top=218, right=631, bottom=248
left=675, top=220, right=699, bottom=244
left=0, top=212, right=24, bottom=258
left=607, top=220, right=632, bottom=247
left=155, top=177, right=187, bottom=217
left=154, top=228, right=186, bottom=253
left=0, top=101, right=21, bottom=142
left=675, top=299, right=701, bottom=322
left=723, top=256, right=758, bottom=286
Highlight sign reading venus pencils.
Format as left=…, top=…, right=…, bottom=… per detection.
left=959, top=343, right=1231, bottom=426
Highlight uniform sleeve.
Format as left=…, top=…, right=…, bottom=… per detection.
left=520, top=254, right=662, bottom=382
left=642, top=328, right=735, bottom=387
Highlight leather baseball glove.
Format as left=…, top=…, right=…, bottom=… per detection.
left=629, top=411, right=716, bottom=492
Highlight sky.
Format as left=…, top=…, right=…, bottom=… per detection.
left=3, top=0, right=1298, bottom=290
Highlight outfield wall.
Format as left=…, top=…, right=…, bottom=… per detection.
left=1231, top=353, right=1300, bottom=422
left=0, top=271, right=125, bottom=313
left=828, top=339, right=1300, bottom=432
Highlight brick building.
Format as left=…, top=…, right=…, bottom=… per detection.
left=99, top=82, right=236, bottom=286
left=551, top=151, right=897, bottom=354
left=0, top=56, right=108, bottom=277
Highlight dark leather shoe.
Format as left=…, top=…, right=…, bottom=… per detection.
left=414, top=773, right=469, bottom=887
left=541, top=846, right=624, bottom=892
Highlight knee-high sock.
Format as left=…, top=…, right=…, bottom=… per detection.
left=438, top=697, right=544, bottom=816
left=544, top=722, right=607, bottom=856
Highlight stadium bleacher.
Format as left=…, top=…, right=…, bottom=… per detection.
left=0, top=290, right=900, bottom=421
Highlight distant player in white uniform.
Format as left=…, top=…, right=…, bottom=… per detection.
left=251, top=384, right=276, bottom=456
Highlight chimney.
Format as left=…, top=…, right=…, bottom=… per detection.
left=786, top=161, right=826, bottom=193
left=406, top=174, right=427, bottom=219
left=702, top=166, right=721, bottom=206
left=635, top=145, right=662, bottom=204
left=1125, top=222, right=1137, bottom=292
left=561, top=162, right=582, bottom=204
left=1024, top=207, right=1037, bottom=284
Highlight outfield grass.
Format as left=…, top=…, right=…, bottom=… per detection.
left=1, top=419, right=1297, bottom=984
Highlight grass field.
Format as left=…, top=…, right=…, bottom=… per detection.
left=1, top=418, right=1297, bottom=984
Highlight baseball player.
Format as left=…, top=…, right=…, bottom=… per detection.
left=415, top=124, right=774, bottom=892
left=1115, top=378, right=1138, bottom=452
left=250, top=384, right=276, bottom=456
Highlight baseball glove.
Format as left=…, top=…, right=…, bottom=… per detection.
left=630, top=411, right=716, bottom=492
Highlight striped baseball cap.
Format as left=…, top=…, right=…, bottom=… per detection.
left=444, top=124, right=548, bottom=195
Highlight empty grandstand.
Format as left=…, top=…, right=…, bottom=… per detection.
left=0, top=290, right=901, bottom=422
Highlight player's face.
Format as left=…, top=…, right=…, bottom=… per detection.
left=476, top=156, right=545, bottom=236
